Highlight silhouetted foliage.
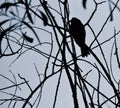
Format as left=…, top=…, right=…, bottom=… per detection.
left=0, top=0, right=120, bottom=108
left=82, top=0, right=87, bottom=9
left=22, top=32, right=34, bottom=43
left=39, top=11, right=48, bottom=26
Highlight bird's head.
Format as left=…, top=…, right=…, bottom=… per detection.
left=70, top=17, right=81, bottom=24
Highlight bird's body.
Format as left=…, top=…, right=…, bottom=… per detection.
left=70, top=17, right=90, bottom=57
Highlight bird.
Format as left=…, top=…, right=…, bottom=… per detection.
left=69, top=17, right=90, bottom=57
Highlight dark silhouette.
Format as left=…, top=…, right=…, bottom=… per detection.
left=70, top=17, right=90, bottom=57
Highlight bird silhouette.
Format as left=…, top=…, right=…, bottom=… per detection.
left=70, top=17, right=90, bottom=57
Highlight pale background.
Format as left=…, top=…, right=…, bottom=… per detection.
left=0, top=0, right=120, bottom=108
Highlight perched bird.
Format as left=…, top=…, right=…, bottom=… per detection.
left=69, top=17, right=90, bottom=57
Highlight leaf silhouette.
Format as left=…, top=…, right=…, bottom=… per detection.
left=0, top=3, right=13, bottom=9
left=108, top=1, right=113, bottom=21
left=0, top=2, right=17, bottom=11
left=24, top=0, right=34, bottom=24
left=82, top=0, right=87, bottom=9
left=40, top=11, right=48, bottom=26
left=22, top=33, right=33, bottom=43
left=26, top=9, right=34, bottom=24
left=21, top=21, right=41, bottom=44
left=0, top=24, right=17, bottom=54
left=9, top=11, right=17, bottom=17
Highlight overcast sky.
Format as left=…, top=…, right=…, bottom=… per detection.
left=0, top=0, right=120, bottom=108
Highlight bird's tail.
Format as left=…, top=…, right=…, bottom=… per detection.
left=80, top=44, right=90, bottom=57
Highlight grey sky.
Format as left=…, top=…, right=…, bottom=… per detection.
left=0, top=0, right=120, bottom=107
